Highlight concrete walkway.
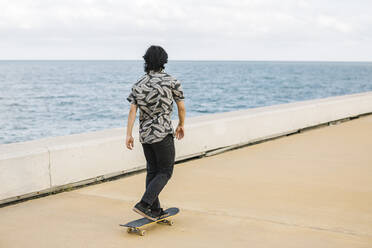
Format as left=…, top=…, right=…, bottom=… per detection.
left=1, top=115, right=372, bottom=248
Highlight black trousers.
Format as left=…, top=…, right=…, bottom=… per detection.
left=141, top=133, right=175, bottom=210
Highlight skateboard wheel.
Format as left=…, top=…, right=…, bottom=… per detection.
left=168, top=220, right=174, bottom=226
left=127, top=227, right=133, bottom=233
left=140, top=230, right=146, bottom=236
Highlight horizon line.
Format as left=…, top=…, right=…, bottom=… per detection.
left=0, top=59, right=371, bottom=63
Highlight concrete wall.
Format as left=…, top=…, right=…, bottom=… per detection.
left=1, top=91, right=372, bottom=204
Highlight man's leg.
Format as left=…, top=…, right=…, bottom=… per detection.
left=133, top=143, right=163, bottom=220
left=140, top=134, right=175, bottom=207
left=141, top=143, right=160, bottom=209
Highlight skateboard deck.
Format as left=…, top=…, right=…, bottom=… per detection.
left=120, top=207, right=179, bottom=236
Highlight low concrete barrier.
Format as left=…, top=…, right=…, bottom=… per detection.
left=1, top=91, right=372, bottom=204
left=0, top=144, right=50, bottom=201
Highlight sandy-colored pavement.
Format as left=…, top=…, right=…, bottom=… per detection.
left=1, top=115, right=372, bottom=248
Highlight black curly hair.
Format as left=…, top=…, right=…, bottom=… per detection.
left=143, top=45, right=168, bottom=74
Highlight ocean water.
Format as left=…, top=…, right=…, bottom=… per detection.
left=1, top=60, right=371, bottom=144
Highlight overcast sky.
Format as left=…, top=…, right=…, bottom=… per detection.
left=1, top=0, right=371, bottom=61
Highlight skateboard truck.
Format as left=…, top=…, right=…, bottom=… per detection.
left=126, top=220, right=173, bottom=236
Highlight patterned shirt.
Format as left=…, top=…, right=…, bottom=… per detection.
left=127, top=70, right=185, bottom=144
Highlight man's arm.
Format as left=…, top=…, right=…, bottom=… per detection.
left=175, top=100, right=186, bottom=140
left=126, top=103, right=138, bottom=150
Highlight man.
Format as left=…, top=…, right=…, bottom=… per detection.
left=125, top=45, right=186, bottom=221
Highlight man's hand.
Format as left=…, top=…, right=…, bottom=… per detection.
left=175, top=125, right=184, bottom=140
left=126, top=135, right=134, bottom=150
left=125, top=103, right=137, bottom=150
left=175, top=100, right=185, bottom=140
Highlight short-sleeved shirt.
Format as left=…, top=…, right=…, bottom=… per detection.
left=127, top=70, right=185, bottom=144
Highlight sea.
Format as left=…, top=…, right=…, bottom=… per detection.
left=1, top=60, right=371, bottom=144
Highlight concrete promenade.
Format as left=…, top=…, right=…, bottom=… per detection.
left=0, top=114, right=371, bottom=248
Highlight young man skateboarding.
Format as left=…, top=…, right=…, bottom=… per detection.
left=125, top=45, right=186, bottom=221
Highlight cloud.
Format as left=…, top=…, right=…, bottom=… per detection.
left=0, top=0, right=371, bottom=60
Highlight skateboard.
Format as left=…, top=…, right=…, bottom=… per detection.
left=120, top=207, right=179, bottom=236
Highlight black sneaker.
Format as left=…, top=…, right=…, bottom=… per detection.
left=152, top=208, right=169, bottom=219
left=133, top=202, right=158, bottom=221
